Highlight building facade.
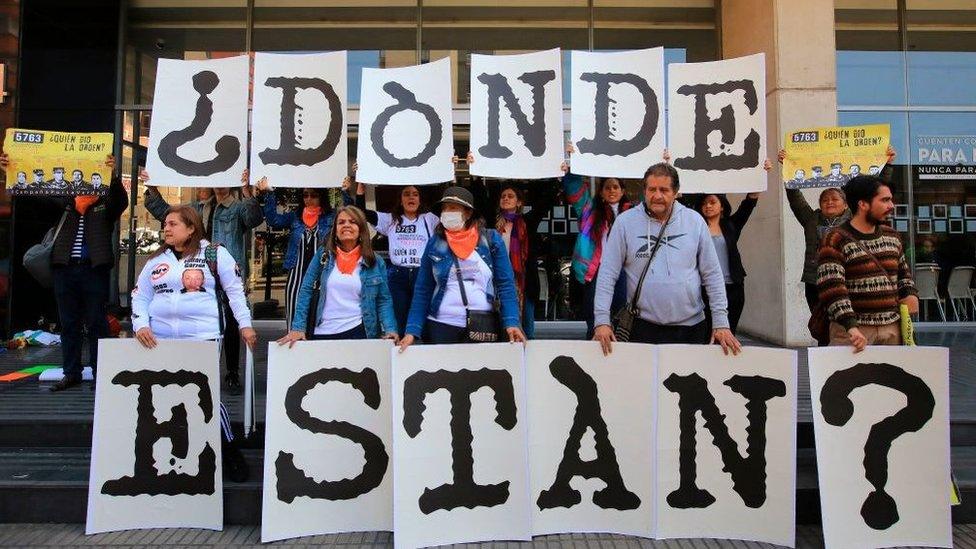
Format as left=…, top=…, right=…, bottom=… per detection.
left=3, top=0, right=975, bottom=345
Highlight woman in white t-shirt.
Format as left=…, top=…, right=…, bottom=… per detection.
left=353, top=182, right=439, bottom=336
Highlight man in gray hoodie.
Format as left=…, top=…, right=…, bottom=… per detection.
left=593, top=163, right=742, bottom=356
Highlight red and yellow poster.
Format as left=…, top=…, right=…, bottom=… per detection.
left=4, top=128, right=113, bottom=196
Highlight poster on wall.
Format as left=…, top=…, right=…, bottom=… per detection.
left=86, top=339, right=222, bottom=534
left=808, top=346, right=951, bottom=549
left=655, top=345, right=797, bottom=547
left=782, top=124, right=890, bottom=188
left=469, top=48, right=565, bottom=180
left=570, top=48, right=666, bottom=179
left=356, top=57, right=455, bottom=185
left=667, top=53, right=767, bottom=193
left=3, top=128, right=114, bottom=196
left=392, top=343, right=531, bottom=549
left=250, top=51, right=348, bottom=188
left=526, top=341, right=656, bottom=538
left=261, top=340, right=394, bottom=542
left=145, top=55, right=249, bottom=188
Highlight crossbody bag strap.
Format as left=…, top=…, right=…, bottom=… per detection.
left=52, top=211, right=69, bottom=241
left=627, top=208, right=672, bottom=311
left=452, top=255, right=470, bottom=309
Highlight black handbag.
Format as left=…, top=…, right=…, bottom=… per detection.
left=453, top=256, right=503, bottom=343
left=613, top=209, right=671, bottom=341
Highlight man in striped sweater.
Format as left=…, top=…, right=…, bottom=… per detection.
left=817, top=175, right=918, bottom=352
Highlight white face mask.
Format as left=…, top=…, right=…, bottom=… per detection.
left=440, top=211, right=465, bottom=231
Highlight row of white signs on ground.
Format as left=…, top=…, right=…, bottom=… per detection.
left=145, top=49, right=767, bottom=193
left=86, top=340, right=950, bottom=548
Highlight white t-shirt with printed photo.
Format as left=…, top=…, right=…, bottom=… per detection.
left=375, top=211, right=440, bottom=268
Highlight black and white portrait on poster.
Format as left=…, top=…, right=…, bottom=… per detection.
left=469, top=48, right=565, bottom=180
left=655, top=345, right=796, bottom=547
left=667, top=53, right=767, bottom=193
left=356, top=57, right=455, bottom=185
left=809, top=346, right=951, bottom=549
left=261, top=341, right=393, bottom=542
left=526, top=341, right=655, bottom=538
left=392, top=343, right=531, bottom=549
left=85, top=340, right=222, bottom=534
left=250, top=51, right=348, bottom=188
left=145, top=56, right=249, bottom=188
left=570, top=48, right=666, bottom=179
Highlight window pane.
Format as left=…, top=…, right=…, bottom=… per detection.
left=837, top=51, right=906, bottom=106
left=835, top=0, right=900, bottom=51
left=907, top=51, right=976, bottom=106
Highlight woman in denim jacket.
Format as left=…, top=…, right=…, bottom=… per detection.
left=398, top=186, right=526, bottom=349
left=278, top=206, right=398, bottom=344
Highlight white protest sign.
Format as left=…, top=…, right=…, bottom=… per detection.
left=526, top=341, right=656, bottom=538
left=392, top=343, right=531, bottom=549
left=570, top=48, right=666, bottom=179
left=86, top=339, right=222, bottom=534
left=146, top=55, right=249, bottom=188
left=469, top=48, right=565, bottom=179
left=250, top=51, right=347, bottom=188
left=809, top=346, right=951, bottom=549
left=356, top=57, right=455, bottom=185
left=261, top=340, right=394, bottom=543
left=655, top=345, right=796, bottom=547
left=667, top=53, right=767, bottom=193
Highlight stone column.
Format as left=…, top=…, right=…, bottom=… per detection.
left=721, top=0, right=838, bottom=346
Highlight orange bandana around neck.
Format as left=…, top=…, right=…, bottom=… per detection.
left=74, top=195, right=99, bottom=215
left=446, top=225, right=479, bottom=260
left=302, top=206, right=321, bottom=229
left=335, top=245, right=361, bottom=275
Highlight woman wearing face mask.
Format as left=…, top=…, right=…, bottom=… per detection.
left=351, top=181, right=439, bottom=336
left=398, top=186, right=525, bottom=350
left=276, top=206, right=398, bottom=345
left=131, top=205, right=257, bottom=483
left=255, top=178, right=345, bottom=329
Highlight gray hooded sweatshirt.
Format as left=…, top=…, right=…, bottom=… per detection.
left=594, top=201, right=730, bottom=329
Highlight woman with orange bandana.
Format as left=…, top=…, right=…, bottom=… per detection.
left=256, top=179, right=350, bottom=329
left=0, top=153, right=127, bottom=392
left=398, top=187, right=525, bottom=350
left=277, top=206, right=398, bottom=345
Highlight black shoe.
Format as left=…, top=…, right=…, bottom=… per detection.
left=49, top=376, right=82, bottom=392
left=225, top=372, right=241, bottom=394
left=222, top=440, right=249, bottom=483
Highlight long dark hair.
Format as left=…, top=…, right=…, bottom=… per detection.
left=392, top=185, right=429, bottom=226
left=151, top=205, right=205, bottom=259
left=590, top=177, right=629, bottom=237
left=692, top=193, right=733, bottom=221
left=323, top=205, right=376, bottom=268
left=296, top=188, right=333, bottom=219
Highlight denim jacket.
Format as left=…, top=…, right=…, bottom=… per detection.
left=262, top=191, right=337, bottom=271
left=405, top=228, right=521, bottom=338
left=291, top=251, right=397, bottom=338
left=144, top=189, right=264, bottom=278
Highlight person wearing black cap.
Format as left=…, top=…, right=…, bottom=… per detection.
left=398, top=186, right=525, bottom=350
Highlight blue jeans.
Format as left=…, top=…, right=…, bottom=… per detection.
left=523, top=300, right=536, bottom=339
left=387, top=264, right=418, bottom=337
left=52, top=262, right=110, bottom=380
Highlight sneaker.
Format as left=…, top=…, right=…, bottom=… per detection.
left=49, top=376, right=83, bottom=392
left=225, top=372, right=241, bottom=394
left=222, top=440, right=249, bottom=483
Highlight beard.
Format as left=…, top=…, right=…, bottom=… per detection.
left=867, top=210, right=892, bottom=226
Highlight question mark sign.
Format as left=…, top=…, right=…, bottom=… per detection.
left=819, top=362, right=935, bottom=529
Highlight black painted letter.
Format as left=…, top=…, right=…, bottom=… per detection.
left=537, top=356, right=640, bottom=510
left=275, top=367, right=389, bottom=503
left=259, top=76, right=343, bottom=167
left=402, top=368, right=517, bottom=514
left=663, top=373, right=786, bottom=508
left=101, top=370, right=216, bottom=496
left=370, top=82, right=442, bottom=168
left=673, top=80, right=760, bottom=171
left=577, top=73, right=659, bottom=157
left=157, top=70, right=241, bottom=176
left=477, top=71, right=556, bottom=158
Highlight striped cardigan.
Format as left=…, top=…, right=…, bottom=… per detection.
left=816, top=221, right=917, bottom=329
left=562, top=173, right=633, bottom=284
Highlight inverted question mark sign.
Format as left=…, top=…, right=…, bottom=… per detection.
left=819, top=362, right=935, bottom=530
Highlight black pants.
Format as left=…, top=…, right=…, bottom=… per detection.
left=804, top=282, right=819, bottom=314
left=423, top=319, right=467, bottom=344
left=53, top=262, right=110, bottom=380
left=223, top=313, right=240, bottom=376
left=310, top=323, right=367, bottom=340
left=702, top=282, right=745, bottom=334
left=630, top=318, right=710, bottom=344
